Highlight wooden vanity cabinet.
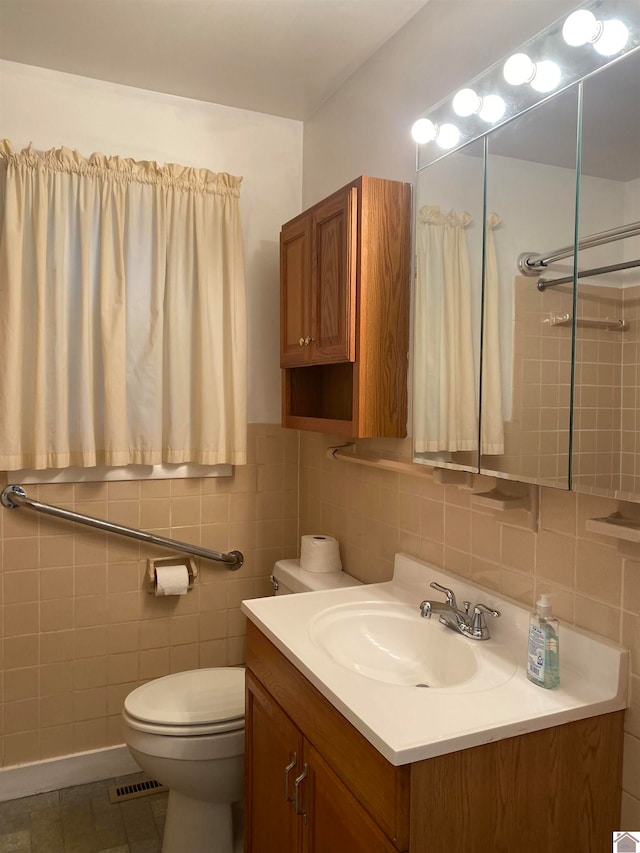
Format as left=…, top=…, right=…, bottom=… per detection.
left=280, top=176, right=411, bottom=437
left=245, top=623, right=410, bottom=853
left=244, top=621, right=624, bottom=853
left=246, top=672, right=400, bottom=853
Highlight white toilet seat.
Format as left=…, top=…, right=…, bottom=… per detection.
left=122, top=708, right=244, bottom=737
left=123, top=667, right=245, bottom=737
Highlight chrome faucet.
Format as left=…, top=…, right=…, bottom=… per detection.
left=419, top=581, right=500, bottom=640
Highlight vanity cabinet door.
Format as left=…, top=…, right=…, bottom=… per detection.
left=245, top=675, right=304, bottom=853
left=245, top=675, right=403, bottom=853
left=304, top=743, right=401, bottom=853
left=246, top=623, right=411, bottom=852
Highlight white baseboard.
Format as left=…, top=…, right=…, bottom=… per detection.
left=0, top=744, right=141, bottom=802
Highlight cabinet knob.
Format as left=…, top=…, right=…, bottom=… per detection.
left=298, top=337, right=306, bottom=347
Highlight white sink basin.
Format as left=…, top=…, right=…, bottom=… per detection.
left=243, top=552, right=629, bottom=763
left=309, top=601, right=479, bottom=688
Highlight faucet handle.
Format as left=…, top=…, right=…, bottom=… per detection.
left=430, top=581, right=457, bottom=609
left=468, top=603, right=501, bottom=640
left=474, top=603, right=501, bottom=618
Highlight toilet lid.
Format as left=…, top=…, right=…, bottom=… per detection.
left=124, top=667, right=245, bottom=728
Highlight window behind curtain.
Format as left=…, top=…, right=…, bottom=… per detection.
left=0, top=141, right=247, bottom=471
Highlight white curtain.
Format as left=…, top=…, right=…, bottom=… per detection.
left=414, top=205, right=478, bottom=453
left=481, top=213, right=504, bottom=455
left=0, top=141, right=247, bottom=470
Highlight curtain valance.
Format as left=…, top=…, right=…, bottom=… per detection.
left=0, top=140, right=241, bottom=195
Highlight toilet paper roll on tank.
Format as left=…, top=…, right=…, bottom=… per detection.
left=299, top=535, right=342, bottom=573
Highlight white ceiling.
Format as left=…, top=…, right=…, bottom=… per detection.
left=0, top=0, right=429, bottom=120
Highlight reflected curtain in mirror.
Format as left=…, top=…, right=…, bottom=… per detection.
left=414, top=205, right=477, bottom=453
left=0, top=141, right=247, bottom=470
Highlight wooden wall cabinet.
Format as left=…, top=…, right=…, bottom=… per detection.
left=280, top=176, right=411, bottom=437
left=245, top=621, right=624, bottom=853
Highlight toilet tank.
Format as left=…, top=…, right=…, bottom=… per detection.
left=271, top=559, right=362, bottom=595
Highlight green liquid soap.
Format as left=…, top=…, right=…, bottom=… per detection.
left=527, top=594, right=559, bottom=689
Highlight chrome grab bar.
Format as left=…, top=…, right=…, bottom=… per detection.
left=519, top=219, right=640, bottom=275
left=537, top=257, right=640, bottom=291
left=1, top=484, right=243, bottom=569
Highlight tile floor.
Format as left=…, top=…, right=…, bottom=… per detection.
left=0, top=773, right=167, bottom=853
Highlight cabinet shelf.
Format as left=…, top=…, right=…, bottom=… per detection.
left=585, top=512, right=640, bottom=542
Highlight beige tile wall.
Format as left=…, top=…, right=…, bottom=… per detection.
left=5, top=415, right=640, bottom=822
left=299, top=429, right=640, bottom=824
left=0, top=423, right=298, bottom=769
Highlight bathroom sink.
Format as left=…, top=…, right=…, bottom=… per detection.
left=245, top=552, right=629, bottom=762
left=308, top=601, right=479, bottom=688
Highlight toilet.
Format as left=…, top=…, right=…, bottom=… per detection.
left=122, top=558, right=360, bottom=853
left=270, top=557, right=362, bottom=595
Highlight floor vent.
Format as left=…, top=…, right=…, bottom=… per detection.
left=108, top=779, right=169, bottom=804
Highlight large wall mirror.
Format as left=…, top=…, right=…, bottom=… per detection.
left=412, top=1, right=640, bottom=501
left=479, top=87, right=580, bottom=489
left=572, top=47, right=640, bottom=500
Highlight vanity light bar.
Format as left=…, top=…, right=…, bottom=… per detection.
left=412, top=0, right=640, bottom=170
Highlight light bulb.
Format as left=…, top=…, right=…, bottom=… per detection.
left=411, top=118, right=438, bottom=144
left=452, top=88, right=481, bottom=117
left=562, top=10, right=600, bottom=46
left=503, top=53, right=536, bottom=85
left=479, top=94, right=506, bottom=123
left=436, top=123, right=461, bottom=150
left=531, top=60, right=561, bottom=92
left=594, top=19, right=629, bottom=56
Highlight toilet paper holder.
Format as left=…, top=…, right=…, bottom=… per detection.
left=145, top=554, right=198, bottom=593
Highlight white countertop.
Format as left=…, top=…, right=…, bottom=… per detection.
left=241, top=553, right=629, bottom=766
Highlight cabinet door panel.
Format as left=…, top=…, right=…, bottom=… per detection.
left=281, top=216, right=312, bottom=367
left=311, top=188, right=357, bottom=364
left=304, top=744, right=403, bottom=853
left=245, top=675, right=304, bottom=853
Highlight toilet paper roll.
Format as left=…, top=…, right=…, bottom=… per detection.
left=154, top=564, right=190, bottom=596
left=300, top=535, right=342, bottom=574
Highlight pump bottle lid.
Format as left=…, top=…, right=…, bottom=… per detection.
left=536, top=594, right=552, bottom=617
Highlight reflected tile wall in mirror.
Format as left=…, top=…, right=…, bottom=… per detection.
left=573, top=48, right=640, bottom=500
left=479, top=87, right=580, bottom=489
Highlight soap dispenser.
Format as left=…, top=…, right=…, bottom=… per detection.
left=527, top=594, right=559, bottom=689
